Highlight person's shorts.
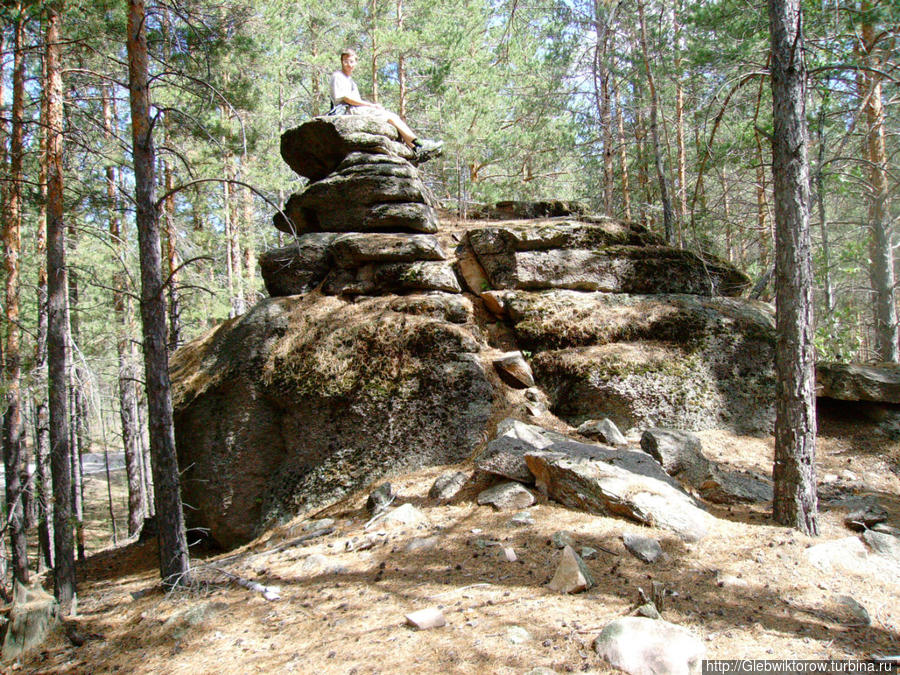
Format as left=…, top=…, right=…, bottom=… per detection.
left=327, top=103, right=391, bottom=119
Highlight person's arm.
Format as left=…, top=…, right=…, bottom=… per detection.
left=331, top=73, right=381, bottom=108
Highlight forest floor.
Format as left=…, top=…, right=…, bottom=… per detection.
left=11, top=400, right=900, bottom=675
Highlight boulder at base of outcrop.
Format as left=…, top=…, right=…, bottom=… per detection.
left=593, top=617, right=706, bottom=675
left=817, top=362, right=900, bottom=404
left=525, top=442, right=713, bottom=541
left=170, top=293, right=497, bottom=549
left=504, top=290, right=775, bottom=432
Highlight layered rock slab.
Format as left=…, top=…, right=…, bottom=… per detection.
left=501, top=291, right=776, bottom=432
left=171, top=294, right=496, bottom=549
left=260, top=232, right=456, bottom=298
left=817, top=362, right=900, bottom=404
left=467, top=220, right=749, bottom=296
left=277, top=117, right=437, bottom=236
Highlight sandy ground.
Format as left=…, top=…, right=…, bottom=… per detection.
left=11, top=400, right=900, bottom=675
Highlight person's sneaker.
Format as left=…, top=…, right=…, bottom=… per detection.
left=413, top=138, right=443, bottom=160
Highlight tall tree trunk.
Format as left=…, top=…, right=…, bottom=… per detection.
left=396, top=0, right=406, bottom=119
left=35, top=35, right=54, bottom=571
left=674, top=1, right=687, bottom=248
left=754, top=73, right=772, bottom=272
left=163, top=120, right=180, bottom=350
left=104, top=87, right=145, bottom=538
left=592, top=0, right=616, bottom=216
left=637, top=0, right=674, bottom=243
left=858, top=2, right=897, bottom=363
left=721, top=170, right=734, bottom=263
left=127, top=0, right=191, bottom=587
left=67, top=282, right=86, bottom=562
left=814, top=96, right=835, bottom=328
left=370, top=0, right=379, bottom=103
left=4, top=11, right=30, bottom=585
left=633, top=80, right=649, bottom=226
left=768, top=0, right=818, bottom=535
left=241, top=183, right=256, bottom=308
left=46, top=1, right=76, bottom=610
left=614, top=85, right=632, bottom=221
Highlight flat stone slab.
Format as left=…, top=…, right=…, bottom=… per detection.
left=323, top=261, right=461, bottom=296
left=817, top=362, right=900, bottom=404
left=330, top=233, right=447, bottom=268
left=472, top=245, right=749, bottom=297
left=526, top=445, right=713, bottom=541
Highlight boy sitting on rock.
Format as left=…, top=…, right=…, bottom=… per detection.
left=329, top=47, right=443, bottom=160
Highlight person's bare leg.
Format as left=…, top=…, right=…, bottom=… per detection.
left=385, top=112, right=416, bottom=146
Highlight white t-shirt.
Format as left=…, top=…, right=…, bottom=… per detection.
left=330, top=71, right=359, bottom=106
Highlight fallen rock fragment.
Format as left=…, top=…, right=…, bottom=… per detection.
left=475, top=435, right=541, bottom=483
left=405, top=607, right=446, bottom=630
left=379, top=503, right=429, bottom=529
left=525, top=449, right=712, bottom=541
left=640, top=428, right=710, bottom=484
left=844, top=504, right=889, bottom=532
left=477, top=481, right=535, bottom=511
left=622, top=532, right=663, bottom=563
left=508, top=511, right=535, bottom=527
left=592, top=617, right=706, bottom=675
left=502, top=547, right=518, bottom=562
left=862, top=529, right=900, bottom=562
left=367, top=483, right=395, bottom=514
left=428, top=470, right=469, bottom=502
left=547, top=545, right=594, bottom=594
left=835, top=595, right=871, bottom=626
left=493, top=351, right=535, bottom=388
left=578, top=418, right=627, bottom=445
left=551, top=531, right=576, bottom=549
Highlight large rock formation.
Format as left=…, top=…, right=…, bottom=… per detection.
left=171, top=114, right=776, bottom=549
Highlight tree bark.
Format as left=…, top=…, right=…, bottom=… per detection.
left=35, top=31, right=54, bottom=571
left=46, top=1, right=76, bottom=610
left=674, top=1, right=686, bottom=247
left=768, top=0, right=818, bottom=535
left=614, top=85, right=631, bottom=221
left=104, top=87, right=145, bottom=538
left=163, top=119, right=181, bottom=350
left=4, top=10, right=30, bottom=585
left=396, top=0, right=407, bottom=119
left=592, top=0, right=616, bottom=216
left=637, top=0, right=674, bottom=243
left=857, top=2, right=897, bottom=363
left=127, top=0, right=191, bottom=587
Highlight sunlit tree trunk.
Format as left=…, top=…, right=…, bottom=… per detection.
left=127, top=0, right=192, bottom=587
left=614, top=85, right=631, bottom=221
left=637, top=0, right=674, bottom=243
left=768, top=0, right=818, bottom=535
left=34, top=34, right=54, bottom=571
left=397, top=0, right=407, bottom=119
left=857, top=2, right=897, bottom=363
left=3, top=11, right=30, bottom=584
left=46, top=1, right=76, bottom=610
left=104, top=87, right=145, bottom=538
left=674, top=1, right=686, bottom=248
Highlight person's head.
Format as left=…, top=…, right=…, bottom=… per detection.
left=340, top=48, right=358, bottom=73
